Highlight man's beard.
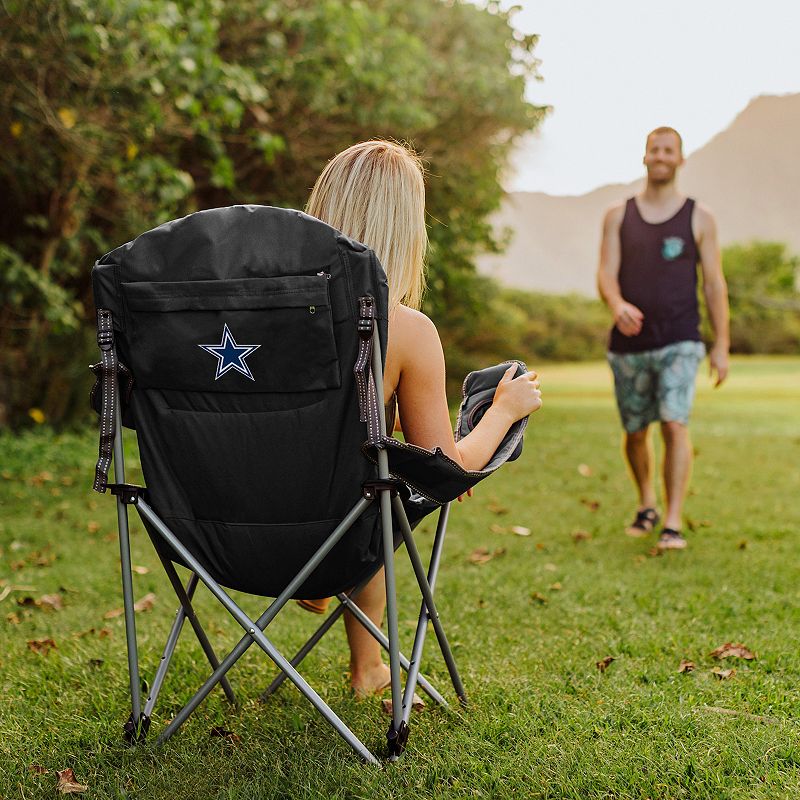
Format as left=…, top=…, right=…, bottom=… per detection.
left=647, top=165, right=677, bottom=185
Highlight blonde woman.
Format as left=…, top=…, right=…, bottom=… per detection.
left=304, top=140, right=542, bottom=696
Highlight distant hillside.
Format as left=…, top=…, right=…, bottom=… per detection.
left=478, top=93, right=800, bottom=295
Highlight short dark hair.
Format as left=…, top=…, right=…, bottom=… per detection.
left=646, top=126, right=683, bottom=154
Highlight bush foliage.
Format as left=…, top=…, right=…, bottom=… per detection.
left=0, top=0, right=545, bottom=427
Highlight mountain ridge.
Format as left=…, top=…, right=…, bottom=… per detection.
left=478, top=93, right=800, bottom=295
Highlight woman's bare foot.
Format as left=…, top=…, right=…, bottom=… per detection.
left=350, top=661, right=390, bottom=698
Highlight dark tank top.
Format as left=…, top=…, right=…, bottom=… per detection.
left=609, top=197, right=701, bottom=353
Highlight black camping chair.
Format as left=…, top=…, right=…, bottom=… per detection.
left=89, top=205, right=528, bottom=762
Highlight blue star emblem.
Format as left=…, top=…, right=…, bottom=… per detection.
left=198, top=324, right=261, bottom=381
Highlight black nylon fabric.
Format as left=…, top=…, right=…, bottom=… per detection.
left=362, top=361, right=530, bottom=504
left=92, top=205, right=389, bottom=598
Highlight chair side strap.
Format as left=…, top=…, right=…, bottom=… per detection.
left=92, top=308, right=117, bottom=493
left=354, top=295, right=382, bottom=446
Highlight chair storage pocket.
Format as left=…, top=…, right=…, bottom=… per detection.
left=121, top=275, right=339, bottom=392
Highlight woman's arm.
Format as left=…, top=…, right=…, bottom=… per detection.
left=389, top=307, right=541, bottom=472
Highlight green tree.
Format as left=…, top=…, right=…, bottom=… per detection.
left=0, top=0, right=545, bottom=428
left=711, top=242, right=800, bottom=354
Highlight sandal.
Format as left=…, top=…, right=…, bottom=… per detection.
left=657, top=528, right=687, bottom=550
left=625, top=507, right=660, bottom=538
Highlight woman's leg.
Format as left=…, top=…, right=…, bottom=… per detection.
left=345, top=568, right=390, bottom=696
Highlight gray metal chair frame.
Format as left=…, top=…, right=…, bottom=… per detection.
left=105, top=323, right=466, bottom=763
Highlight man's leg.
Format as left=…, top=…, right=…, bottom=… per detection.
left=653, top=340, right=706, bottom=548
left=624, top=426, right=657, bottom=510
left=608, top=350, right=660, bottom=534
left=660, top=421, right=692, bottom=531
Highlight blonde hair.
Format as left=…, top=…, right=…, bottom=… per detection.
left=306, top=140, right=427, bottom=310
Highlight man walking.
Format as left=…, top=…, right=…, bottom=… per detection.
left=597, top=126, right=729, bottom=550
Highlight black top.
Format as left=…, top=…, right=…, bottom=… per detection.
left=609, top=197, right=701, bottom=353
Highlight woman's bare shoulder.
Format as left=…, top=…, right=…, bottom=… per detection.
left=391, top=304, right=439, bottom=343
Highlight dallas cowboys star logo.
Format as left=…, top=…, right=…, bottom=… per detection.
left=198, top=324, right=261, bottom=381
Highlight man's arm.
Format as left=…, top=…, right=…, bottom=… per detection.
left=694, top=203, right=730, bottom=386
left=597, top=203, right=643, bottom=336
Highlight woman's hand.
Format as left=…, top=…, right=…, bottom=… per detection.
left=491, top=365, right=542, bottom=424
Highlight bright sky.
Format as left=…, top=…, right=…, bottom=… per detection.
left=505, top=0, right=800, bottom=196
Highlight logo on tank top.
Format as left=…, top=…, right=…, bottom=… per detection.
left=661, top=236, right=685, bottom=261
left=198, top=323, right=261, bottom=381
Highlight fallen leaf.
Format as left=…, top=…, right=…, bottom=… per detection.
left=132, top=565, right=150, bottom=575
left=580, top=498, right=601, bottom=511
left=209, top=726, right=241, bottom=742
left=103, top=607, right=124, bottom=620
left=544, top=563, right=557, bottom=572
left=712, top=668, right=736, bottom=680
left=134, top=593, right=157, bottom=612
left=535, top=542, right=546, bottom=551
left=646, top=547, right=663, bottom=558
left=98, top=627, right=112, bottom=638
left=86, top=521, right=100, bottom=534
left=489, top=524, right=506, bottom=534
left=382, top=694, right=425, bottom=715
left=709, top=642, right=755, bottom=660
left=596, top=656, right=615, bottom=673
left=56, top=767, right=88, bottom=794
left=6, top=613, right=21, bottom=624
left=27, top=638, right=57, bottom=655
left=29, top=764, right=47, bottom=774
left=468, top=547, right=505, bottom=565
left=37, top=593, right=63, bottom=611
left=487, top=502, right=509, bottom=516
left=577, top=463, right=593, bottom=477
left=530, top=592, right=548, bottom=604
left=510, top=525, right=531, bottom=537
left=678, top=659, right=696, bottom=673
left=572, top=530, right=591, bottom=542
left=549, top=582, right=562, bottom=591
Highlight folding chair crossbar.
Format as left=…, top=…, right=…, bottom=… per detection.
left=260, top=574, right=449, bottom=708
left=136, top=495, right=380, bottom=764
left=143, top=563, right=236, bottom=715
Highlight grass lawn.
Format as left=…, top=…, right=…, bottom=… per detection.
left=1, top=355, right=799, bottom=799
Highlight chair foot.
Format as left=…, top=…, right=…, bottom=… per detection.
left=386, top=720, right=410, bottom=758
left=123, top=712, right=151, bottom=746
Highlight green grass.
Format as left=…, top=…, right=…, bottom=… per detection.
left=1, top=355, right=799, bottom=799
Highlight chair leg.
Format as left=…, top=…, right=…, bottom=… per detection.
left=392, top=495, right=467, bottom=706
left=111, top=407, right=144, bottom=744
left=400, top=502, right=453, bottom=727
left=159, top=559, right=237, bottom=706
left=380, top=489, right=408, bottom=759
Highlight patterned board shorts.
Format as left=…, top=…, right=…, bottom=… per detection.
left=607, top=340, right=706, bottom=433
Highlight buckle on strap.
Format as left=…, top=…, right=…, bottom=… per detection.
left=357, top=295, right=375, bottom=339
left=96, top=309, right=114, bottom=350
